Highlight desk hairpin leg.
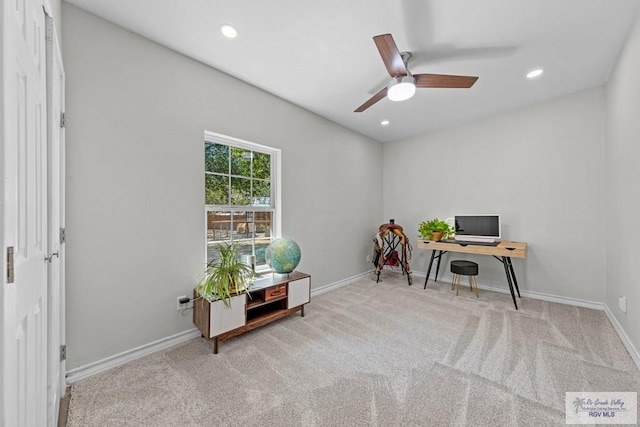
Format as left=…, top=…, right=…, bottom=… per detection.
left=423, top=250, right=446, bottom=289
left=494, top=256, right=518, bottom=310
left=506, top=257, right=521, bottom=297
left=423, top=251, right=436, bottom=289
left=435, top=250, right=444, bottom=282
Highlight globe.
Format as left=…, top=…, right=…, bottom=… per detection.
left=265, top=237, right=301, bottom=274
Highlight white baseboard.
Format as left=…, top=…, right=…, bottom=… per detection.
left=66, top=328, right=201, bottom=384
left=67, top=270, right=640, bottom=383
left=66, top=270, right=374, bottom=384
left=416, top=271, right=640, bottom=370
left=310, top=270, right=374, bottom=297
left=414, top=271, right=605, bottom=310
left=603, top=305, right=640, bottom=371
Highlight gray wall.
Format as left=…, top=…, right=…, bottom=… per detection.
left=62, top=4, right=382, bottom=369
left=382, top=88, right=606, bottom=302
left=605, top=11, right=640, bottom=355
left=61, top=1, right=640, bottom=371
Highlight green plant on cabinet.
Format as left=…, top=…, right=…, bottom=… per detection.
left=197, top=242, right=254, bottom=307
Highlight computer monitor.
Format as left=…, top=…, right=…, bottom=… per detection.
left=454, top=214, right=501, bottom=243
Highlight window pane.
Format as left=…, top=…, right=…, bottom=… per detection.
left=255, top=237, right=271, bottom=267
left=252, top=180, right=271, bottom=206
left=205, top=174, right=229, bottom=205
left=230, top=147, right=251, bottom=177
left=205, top=142, right=229, bottom=173
left=204, top=135, right=277, bottom=271
left=255, top=212, right=272, bottom=267
left=207, top=211, right=231, bottom=263
left=233, top=211, right=253, bottom=239
left=254, top=211, right=272, bottom=236
left=235, top=240, right=254, bottom=261
left=231, top=177, right=251, bottom=205
left=253, top=152, right=270, bottom=180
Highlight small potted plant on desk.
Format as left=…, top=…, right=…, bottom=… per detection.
left=196, top=242, right=254, bottom=307
left=418, top=218, right=454, bottom=241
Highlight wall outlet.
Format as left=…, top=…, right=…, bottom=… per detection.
left=618, top=296, right=627, bottom=313
left=176, top=295, right=193, bottom=310
left=366, top=254, right=372, bottom=263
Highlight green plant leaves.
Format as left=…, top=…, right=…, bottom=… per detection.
left=418, top=218, right=454, bottom=238
left=197, top=242, right=255, bottom=307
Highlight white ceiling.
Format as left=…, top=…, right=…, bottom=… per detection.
left=65, top=0, right=640, bottom=143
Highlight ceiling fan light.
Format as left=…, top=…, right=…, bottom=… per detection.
left=387, top=76, right=416, bottom=101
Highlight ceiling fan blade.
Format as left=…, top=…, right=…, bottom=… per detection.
left=373, top=34, right=408, bottom=77
left=414, top=73, right=478, bottom=88
left=354, top=87, right=388, bottom=112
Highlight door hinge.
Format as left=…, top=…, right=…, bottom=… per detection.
left=60, top=227, right=66, bottom=244
left=60, top=112, right=66, bottom=128
left=7, top=247, right=14, bottom=283
left=60, top=345, right=66, bottom=361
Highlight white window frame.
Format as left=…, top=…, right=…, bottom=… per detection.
left=204, top=131, right=281, bottom=272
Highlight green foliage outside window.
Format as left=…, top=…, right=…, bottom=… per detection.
left=205, top=142, right=271, bottom=206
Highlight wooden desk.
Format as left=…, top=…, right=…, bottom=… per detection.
left=417, top=239, right=527, bottom=309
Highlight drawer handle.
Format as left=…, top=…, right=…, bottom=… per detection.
left=269, top=290, right=285, bottom=296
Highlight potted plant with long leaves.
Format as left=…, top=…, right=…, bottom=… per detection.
left=197, top=242, right=255, bottom=307
left=418, top=218, right=454, bottom=241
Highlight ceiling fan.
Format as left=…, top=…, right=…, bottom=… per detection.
left=354, top=34, right=479, bottom=112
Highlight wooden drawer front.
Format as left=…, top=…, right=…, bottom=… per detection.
left=264, top=284, right=287, bottom=301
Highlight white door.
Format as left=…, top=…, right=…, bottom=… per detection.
left=1, top=0, right=49, bottom=425
left=46, top=14, right=65, bottom=427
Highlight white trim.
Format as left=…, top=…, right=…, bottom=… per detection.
left=604, top=305, right=640, bottom=371
left=416, top=271, right=604, bottom=310
left=65, top=329, right=201, bottom=384
left=65, top=271, right=373, bottom=383
left=204, top=131, right=279, bottom=154
left=310, top=270, right=374, bottom=297
left=417, top=271, right=640, bottom=370
left=477, top=282, right=604, bottom=310
left=65, top=270, right=640, bottom=383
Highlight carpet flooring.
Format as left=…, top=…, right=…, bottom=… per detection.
left=66, top=272, right=640, bottom=426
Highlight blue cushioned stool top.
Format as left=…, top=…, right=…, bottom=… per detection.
left=450, top=260, right=479, bottom=276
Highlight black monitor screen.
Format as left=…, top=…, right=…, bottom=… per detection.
left=455, top=215, right=500, bottom=237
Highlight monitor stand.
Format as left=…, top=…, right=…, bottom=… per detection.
left=454, top=236, right=496, bottom=243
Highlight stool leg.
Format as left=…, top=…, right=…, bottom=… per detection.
left=471, top=276, right=479, bottom=298
left=454, top=274, right=461, bottom=296
left=451, top=273, right=456, bottom=290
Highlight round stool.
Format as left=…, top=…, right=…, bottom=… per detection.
left=450, top=260, right=479, bottom=298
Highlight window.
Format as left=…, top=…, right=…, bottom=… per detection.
left=204, top=132, right=280, bottom=270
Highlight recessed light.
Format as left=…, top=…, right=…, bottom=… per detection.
left=220, top=24, right=238, bottom=39
left=526, top=69, right=544, bottom=79
left=380, top=120, right=390, bottom=126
